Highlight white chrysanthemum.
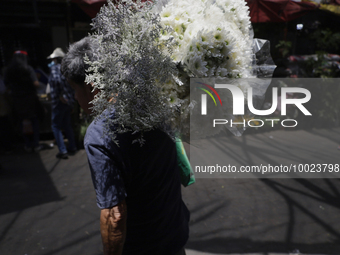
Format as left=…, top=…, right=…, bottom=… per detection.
left=168, top=90, right=180, bottom=106
left=160, top=0, right=252, bottom=79
left=187, top=54, right=208, bottom=76
left=203, top=4, right=225, bottom=26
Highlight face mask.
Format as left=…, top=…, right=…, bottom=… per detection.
left=48, top=61, right=56, bottom=68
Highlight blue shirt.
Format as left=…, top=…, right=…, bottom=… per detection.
left=48, top=64, right=74, bottom=108
left=84, top=112, right=190, bottom=255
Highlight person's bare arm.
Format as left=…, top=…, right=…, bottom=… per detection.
left=100, top=200, right=127, bottom=255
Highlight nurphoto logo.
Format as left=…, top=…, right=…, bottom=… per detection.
left=198, top=82, right=312, bottom=129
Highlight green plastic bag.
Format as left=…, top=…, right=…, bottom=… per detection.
left=176, top=138, right=195, bottom=187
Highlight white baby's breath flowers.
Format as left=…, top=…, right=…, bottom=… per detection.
left=86, top=0, right=180, bottom=143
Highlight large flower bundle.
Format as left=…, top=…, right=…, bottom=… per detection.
left=86, top=0, right=258, bottom=142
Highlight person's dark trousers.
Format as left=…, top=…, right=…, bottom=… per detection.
left=51, top=102, right=76, bottom=154
left=21, top=116, right=40, bottom=149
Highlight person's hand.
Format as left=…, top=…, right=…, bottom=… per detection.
left=100, top=201, right=127, bottom=255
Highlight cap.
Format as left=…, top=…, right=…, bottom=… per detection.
left=14, top=50, right=28, bottom=55
left=47, top=47, right=65, bottom=59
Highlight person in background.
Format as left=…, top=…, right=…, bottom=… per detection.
left=35, top=71, right=48, bottom=95
left=47, top=48, right=77, bottom=159
left=3, top=50, right=43, bottom=152
left=0, top=74, right=13, bottom=153
left=61, top=37, right=189, bottom=255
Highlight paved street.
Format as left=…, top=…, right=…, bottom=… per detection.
left=0, top=128, right=340, bottom=255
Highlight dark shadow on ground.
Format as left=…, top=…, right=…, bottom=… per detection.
left=187, top=238, right=340, bottom=254
left=185, top=178, right=340, bottom=254
left=0, top=149, right=63, bottom=216
left=186, top=128, right=340, bottom=254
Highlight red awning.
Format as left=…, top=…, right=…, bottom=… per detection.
left=71, top=0, right=107, bottom=18
left=72, top=0, right=319, bottom=21
left=71, top=0, right=150, bottom=18
left=246, top=0, right=318, bottom=23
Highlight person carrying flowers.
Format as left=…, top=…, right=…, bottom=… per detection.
left=61, top=36, right=190, bottom=255
left=61, top=0, right=274, bottom=253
